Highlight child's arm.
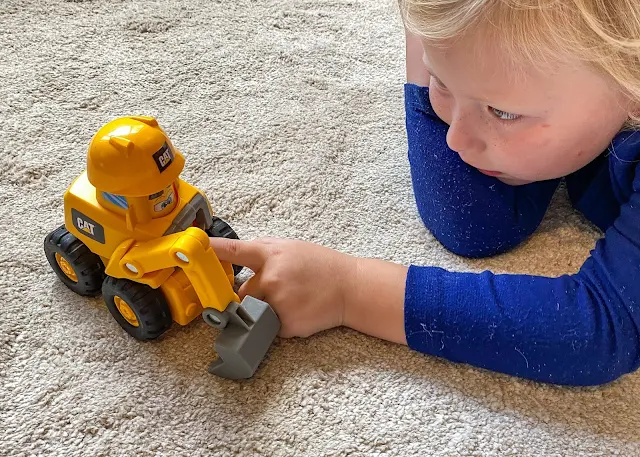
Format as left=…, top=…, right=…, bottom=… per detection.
left=211, top=185, right=640, bottom=386
left=404, top=28, right=561, bottom=257
left=403, top=189, right=640, bottom=387
left=344, top=257, right=408, bottom=345
left=404, top=84, right=561, bottom=257
left=208, top=237, right=409, bottom=344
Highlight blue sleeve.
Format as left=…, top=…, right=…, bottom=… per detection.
left=405, top=193, right=640, bottom=385
left=404, top=84, right=560, bottom=257
left=404, top=86, right=640, bottom=385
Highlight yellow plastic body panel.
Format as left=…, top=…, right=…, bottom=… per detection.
left=63, top=172, right=205, bottom=258
left=161, top=269, right=201, bottom=326
left=63, top=171, right=236, bottom=325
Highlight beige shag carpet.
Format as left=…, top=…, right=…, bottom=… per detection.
left=2, top=0, right=640, bottom=455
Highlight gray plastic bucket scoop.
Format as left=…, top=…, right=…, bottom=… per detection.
left=202, top=296, right=280, bottom=379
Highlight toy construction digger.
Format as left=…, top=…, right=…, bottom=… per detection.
left=43, top=116, right=280, bottom=379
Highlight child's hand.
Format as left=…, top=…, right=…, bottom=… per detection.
left=209, top=237, right=358, bottom=338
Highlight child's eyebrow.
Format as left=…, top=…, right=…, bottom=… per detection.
left=421, top=58, right=443, bottom=84
left=422, top=54, right=434, bottom=75
left=422, top=52, right=534, bottom=111
left=421, top=55, right=449, bottom=89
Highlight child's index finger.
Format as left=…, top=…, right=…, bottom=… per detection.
left=209, top=237, right=268, bottom=273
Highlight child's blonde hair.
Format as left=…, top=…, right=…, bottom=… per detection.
left=398, top=0, right=640, bottom=129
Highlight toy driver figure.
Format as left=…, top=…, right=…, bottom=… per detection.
left=150, top=184, right=177, bottom=215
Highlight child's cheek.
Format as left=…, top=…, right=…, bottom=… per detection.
left=428, top=88, right=452, bottom=125
left=505, top=130, right=559, bottom=177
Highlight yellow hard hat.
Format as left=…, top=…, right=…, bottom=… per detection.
left=86, top=116, right=185, bottom=197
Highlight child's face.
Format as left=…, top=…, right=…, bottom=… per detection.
left=421, top=37, right=632, bottom=185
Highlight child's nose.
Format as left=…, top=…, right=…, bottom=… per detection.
left=446, top=116, right=486, bottom=158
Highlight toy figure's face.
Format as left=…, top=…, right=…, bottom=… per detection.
left=149, top=183, right=177, bottom=217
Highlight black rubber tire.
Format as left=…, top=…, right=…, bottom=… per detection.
left=206, top=216, right=244, bottom=276
left=102, top=276, right=172, bottom=341
left=44, top=225, right=105, bottom=296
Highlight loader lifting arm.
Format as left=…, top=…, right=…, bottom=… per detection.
left=105, top=227, right=280, bottom=379
left=104, top=226, right=239, bottom=313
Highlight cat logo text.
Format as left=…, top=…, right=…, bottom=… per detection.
left=71, top=208, right=106, bottom=244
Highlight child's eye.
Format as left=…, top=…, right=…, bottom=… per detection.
left=431, top=76, right=447, bottom=90
left=490, top=107, right=521, bottom=121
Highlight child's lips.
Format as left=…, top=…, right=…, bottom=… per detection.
left=477, top=169, right=502, bottom=177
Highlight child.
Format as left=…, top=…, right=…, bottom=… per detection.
left=210, top=0, right=640, bottom=386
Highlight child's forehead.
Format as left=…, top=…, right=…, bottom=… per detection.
left=425, top=35, right=548, bottom=77
left=421, top=37, right=595, bottom=107
left=426, top=45, right=539, bottom=95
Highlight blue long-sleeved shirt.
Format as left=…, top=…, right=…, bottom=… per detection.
left=403, top=83, right=640, bottom=386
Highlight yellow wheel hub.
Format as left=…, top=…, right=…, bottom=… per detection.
left=114, top=296, right=139, bottom=327
left=55, top=253, right=78, bottom=282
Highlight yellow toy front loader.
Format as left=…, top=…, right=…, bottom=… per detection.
left=43, top=116, right=280, bottom=379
